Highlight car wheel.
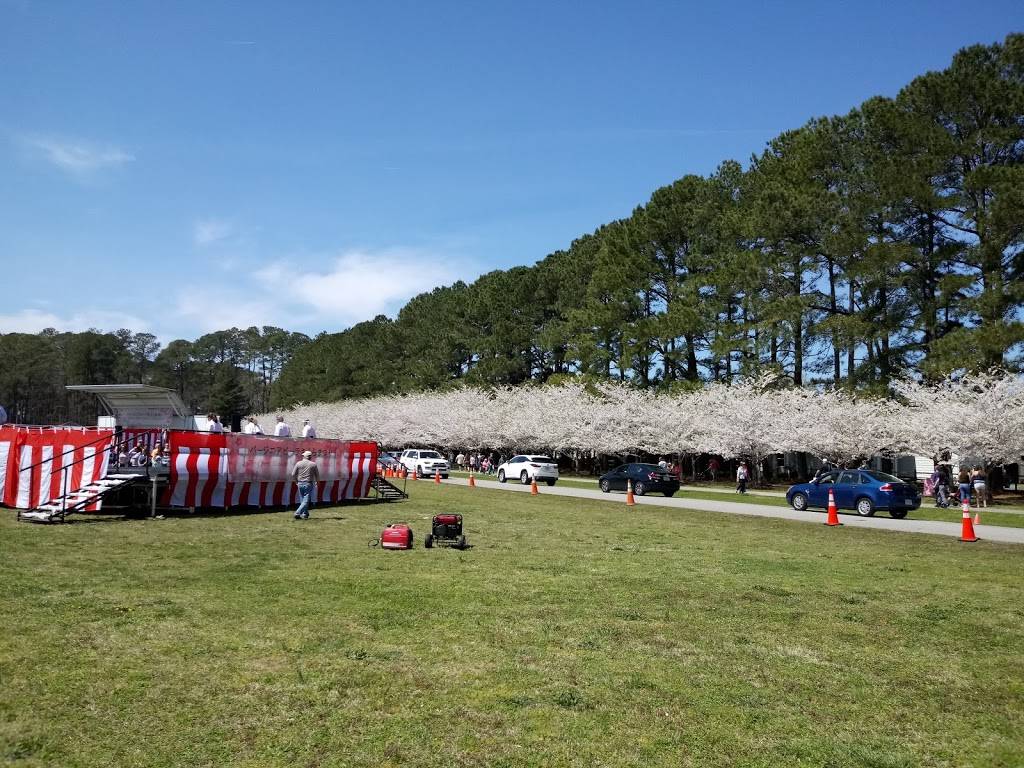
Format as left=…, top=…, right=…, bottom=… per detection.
left=497, top=469, right=506, bottom=483
left=634, top=482, right=647, bottom=496
left=599, top=479, right=610, bottom=493
left=791, top=492, right=808, bottom=511
left=664, top=491, right=675, bottom=497
left=546, top=479, right=556, bottom=486
left=856, top=497, right=875, bottom=516
left=890, top=509, right=908, bottom=519
left=520, top=470, right=530, bottom=485
left=418, top=465, right=425, bottom=477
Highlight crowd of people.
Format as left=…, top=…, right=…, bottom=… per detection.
left=925, top=464, right=990, bottom=509
left=239, top=415, right=315, bottom=438
left=454, top=451, right=503, bottom=474
left=114, top=438, right=168, bottom=468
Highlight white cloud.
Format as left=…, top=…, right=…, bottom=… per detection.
left=193, top=218, right=234, bottom=246
left=252, top=248, right=461, bottom=325
left=173, top=291, right=283, bottom=334
left=21, top=135, right=135, bottom=175
left=2, top=247, right=476, bottom=341
left=0, top=308, right=150, bottom=335
left=171, top=247, right=468, bottom=335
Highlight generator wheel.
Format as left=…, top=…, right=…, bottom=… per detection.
left=424, top=534, right=433, bottom=548
left=457, top=534, right=467, bottom=549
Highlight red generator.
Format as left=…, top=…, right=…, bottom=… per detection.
left=380, top=523, right=414, bottom=550
left=424, top=514, right=467, bottom=549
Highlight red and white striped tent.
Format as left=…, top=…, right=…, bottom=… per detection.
left=0, top=425, right=112, bottom=510
left=2, top=425, right=378, bottom=513
left=163, top=431, right=378, bottom=508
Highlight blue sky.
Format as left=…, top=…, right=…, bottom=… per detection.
left=1, top=1, right=1021, bottom=342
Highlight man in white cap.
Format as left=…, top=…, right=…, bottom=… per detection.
left=290, top=450, right=320, bottom=520
left=301, top=419, right=316, bottom=439
left=274, top=415, right=292, bottom=437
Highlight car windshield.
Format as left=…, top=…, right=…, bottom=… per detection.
left=865, top=470, right=902, bottom=483
left=528, top=456, right=554, bottom=463
left=419, top=451, right=442, bottom=459
left=633, top=464, right=662, bottom=473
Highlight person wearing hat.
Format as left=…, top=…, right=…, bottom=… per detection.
left=290, top=450, right=320, bottom=520
left=301, top=419, right=316, bottom=439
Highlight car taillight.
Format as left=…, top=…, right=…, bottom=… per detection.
left=879, top=483, right=893, bottom=492
left=648, top=472, right=659, bottom=480
left=530, top=463, right=540, bottom=467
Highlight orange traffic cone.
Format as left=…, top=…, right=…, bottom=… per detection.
left=626, top=479, right=636, bottom=507
left=468, top=471, right=476, bottom=488
left=411, top=469, right=418, bottom=481
left=825, top=488, right=842, bottom=526
left=531, top=478, right=539, bottom=496
left=960, top=497, right=979, bottom=542
left=386, top=466, right=392, bottom=478
left=434, top=469, right=441, bottom=484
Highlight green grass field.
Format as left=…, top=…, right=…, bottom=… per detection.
left=3, top=484, right=1023, bottom=767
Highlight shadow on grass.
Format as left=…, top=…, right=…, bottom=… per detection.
left=7, top=497, right=393, bottom=525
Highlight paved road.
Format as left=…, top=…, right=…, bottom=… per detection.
left=449, top=471, right=1024, bottom=513
left=437, top=477, right=1024, bottom=545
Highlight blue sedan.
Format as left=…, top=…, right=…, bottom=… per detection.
left=786, top=470, right=921, bottom=519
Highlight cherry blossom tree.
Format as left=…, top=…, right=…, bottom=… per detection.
left=254, top=373, right=1024, bottom=477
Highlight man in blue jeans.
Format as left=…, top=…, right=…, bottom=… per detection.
left=291, top=450, right=321, bottom=520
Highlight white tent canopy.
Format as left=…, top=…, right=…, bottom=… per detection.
left=65, top=385, right=193, bottom=428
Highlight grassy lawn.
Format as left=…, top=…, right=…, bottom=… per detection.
left=3, top=484, right=1023, bottom=767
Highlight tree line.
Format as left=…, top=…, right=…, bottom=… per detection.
left=276, top=34, right=1023, bottom=406
left=0, top=327, right=309, bottom=425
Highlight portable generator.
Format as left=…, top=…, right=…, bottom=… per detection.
left=379, top=523, right=414, bottom=550
left=424, top=514, right=467, bottom=549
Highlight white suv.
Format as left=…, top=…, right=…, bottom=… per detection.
left=399, top=449, right=450, bottom=479
left=497, top=455, right=559, bottom=486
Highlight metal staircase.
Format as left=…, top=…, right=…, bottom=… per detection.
left=371, top=475, right=408, bottom=501
left=19, top=473, right=146, bottom=523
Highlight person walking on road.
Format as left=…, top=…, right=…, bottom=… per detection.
left=291, top=450, right=320, bottom=520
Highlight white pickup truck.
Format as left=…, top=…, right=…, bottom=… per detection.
left=399, top=449, right=450, bottom=479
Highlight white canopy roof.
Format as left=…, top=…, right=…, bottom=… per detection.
left=65, top=384, right=190, bottom=418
